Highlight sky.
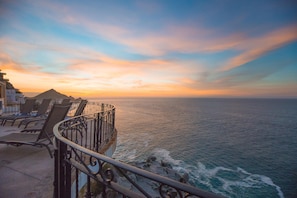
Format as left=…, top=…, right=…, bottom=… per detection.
left=0, top=0, right=297, bottom=98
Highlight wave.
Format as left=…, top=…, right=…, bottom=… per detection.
left=149, top=148, right=284, bottom=198
left=113, top=144, right=284, bottom=198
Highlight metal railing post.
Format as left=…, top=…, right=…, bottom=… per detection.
left=65, top=150, right=72, bottom=198
left=54, top=147, right=58, bottom=198
left=54, top=139, right=70, bottom=198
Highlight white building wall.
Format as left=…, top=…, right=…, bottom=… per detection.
left=0, top=98, right=4, bottom=115
left=6, top=89, right=17, bottom=104
left=16, top=92, right=25, bottom=104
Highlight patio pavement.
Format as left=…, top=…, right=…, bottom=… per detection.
left=0, top=124, right=54, bottom=198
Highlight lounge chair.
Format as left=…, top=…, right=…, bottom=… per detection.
left=18, top=98, right=70, bottom=132
left=0, top=103, right=71, bottom=158
left=21, top=99, right=86, bottom=131
left=73, top=99, right=88, bottom=117
left=35, top=99, right=52, bottom=116
left=61, top=98, right=70, bottom=104
left=18, top=99, right=52, bottom=128
left=21, top=102, right=72, bottom=133
left=0, top=99, right=36, bottom=126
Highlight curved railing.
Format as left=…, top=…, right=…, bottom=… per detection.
left=53, top=103, right=223, bottom=198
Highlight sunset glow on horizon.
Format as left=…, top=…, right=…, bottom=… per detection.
left=1, top=0, right=297, bottom=98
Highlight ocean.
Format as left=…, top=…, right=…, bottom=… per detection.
left=94, top=98, right=297, bottom=198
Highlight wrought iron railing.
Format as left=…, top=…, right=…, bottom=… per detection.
left=53, top=103, right=223, bottom=198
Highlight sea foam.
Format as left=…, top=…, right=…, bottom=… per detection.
left=149, top=148, right=284, bottom=198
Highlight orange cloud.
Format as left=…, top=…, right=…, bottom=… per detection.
left=1, top=34, right=206, bottom=98
left=0, top=53, right=24, bottom=71
left=25, top=2, right=244, bottom=56
left=2, top=1, right=296, bottom=98
left=222, top=24, right=297, bottom=71
left=113, top=28, right=244, bottom=56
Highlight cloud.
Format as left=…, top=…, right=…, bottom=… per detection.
left=15, top=0, right=292, bottom=64
left=44, top=4, right=296, bottom=68
left=66, top=56, right=200, bottom=87
left=0, top=53, right=25, bottom=71
left=1, top=34, right=205, bottom=95
left=221, top=24, right=297, bottom=71
left=2, top=0, right=296, bottom=98
left=17, top=0, right=245, bottom=56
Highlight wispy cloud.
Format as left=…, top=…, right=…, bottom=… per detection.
left=41, top=1, right=297, bottom=70
left=222, top=24, right=297, bottom=71
left=1, top=0, right=296, bottom=98
left=20, top=0, right=244, bottom=56
left=13, top=0, right=297, bottom=62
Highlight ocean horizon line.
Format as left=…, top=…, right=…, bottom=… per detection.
left=86, top=96, right=297, bottom=100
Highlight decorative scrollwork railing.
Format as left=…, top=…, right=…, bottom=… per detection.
left=53, top=103, right=223, bottom=198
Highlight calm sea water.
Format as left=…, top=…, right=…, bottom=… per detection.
left=94, top=98, right=297, bottom=198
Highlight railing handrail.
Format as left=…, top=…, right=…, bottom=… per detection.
left=54, top=124, right=220, bottom=198
left=53, top=103, right=223, bottom=198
